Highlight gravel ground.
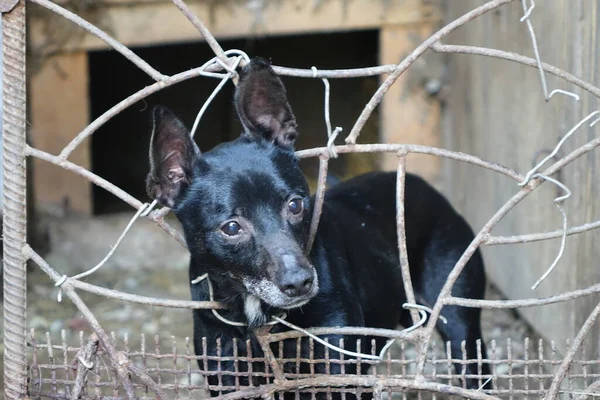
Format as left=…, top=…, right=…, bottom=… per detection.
left=1, top=212, right=551, bottom=399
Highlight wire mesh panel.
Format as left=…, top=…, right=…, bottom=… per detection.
left=4, top=0, right=600, bottom=399
left=28, top=331, right=600, bottom=399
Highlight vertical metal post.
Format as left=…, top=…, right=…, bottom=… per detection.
left=0, top=15, right=4, bottom=212
left=2, top=0, right=28, bottom=398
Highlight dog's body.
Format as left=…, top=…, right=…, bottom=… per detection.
left=146, top=58, right=489, bottom=397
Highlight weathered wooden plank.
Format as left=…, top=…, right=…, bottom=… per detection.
left=379, top=23, right=442, bottom=182
left=30, top=52, right=92, bottom=215
left=29, top=0, right=441, bottom=52
left=443, top=0, right=600, bottom=355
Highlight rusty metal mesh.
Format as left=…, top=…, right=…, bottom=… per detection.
left=28, top=330, right=600, bottom=399
left=2, top=0, right=600, bottom=399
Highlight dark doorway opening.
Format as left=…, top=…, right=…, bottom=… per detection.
left=90, top=30, right=379, bottom=214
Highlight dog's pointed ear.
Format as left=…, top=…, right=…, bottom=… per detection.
left=146, top=105, right=200, bottom=208
left=234, top=58, right=298, bottom=148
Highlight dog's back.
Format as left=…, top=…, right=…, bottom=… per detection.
left=315, top=171, right=486, bottom=326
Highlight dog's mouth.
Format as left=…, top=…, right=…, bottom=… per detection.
left=277, top=293, right=315, bottom=309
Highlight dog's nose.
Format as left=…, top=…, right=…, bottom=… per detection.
left=274, top=253, right=315, bottom=298
left=277, top=263, right=314, bottom=298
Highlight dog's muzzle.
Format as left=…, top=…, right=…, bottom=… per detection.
left=243, top=267, right=319, bottom=309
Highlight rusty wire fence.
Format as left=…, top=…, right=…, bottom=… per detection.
left=5, top=0, right=600, bottom=399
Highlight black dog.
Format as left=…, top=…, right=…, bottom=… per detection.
left=146, top=58, right=489, bottom=396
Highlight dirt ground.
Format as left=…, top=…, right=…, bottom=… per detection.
left=2, top=211, right=556, bottom=398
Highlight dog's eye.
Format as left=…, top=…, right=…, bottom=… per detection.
left=221, top=221, right=241, bottom=236
left=288, top=198, right=304, bottom=215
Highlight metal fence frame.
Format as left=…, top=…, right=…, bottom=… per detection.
left=5, top=0, right=600, bottom=399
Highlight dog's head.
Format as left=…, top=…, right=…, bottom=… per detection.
left=146, top=58, right=319, bottom=323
